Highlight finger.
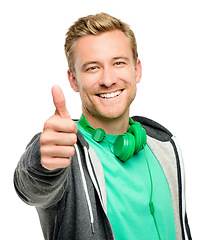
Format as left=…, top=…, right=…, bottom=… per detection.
left=43, top=116, right=78, bottom=133
left=52, top=85, right=70, bottom=119
left=40, top=131, right=77, bottom=146
left=41, top=156, right=71, bottom=170
left=41, top=145, right=75, bottom=158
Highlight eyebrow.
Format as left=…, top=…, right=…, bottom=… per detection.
left=113, top=56, right=130, bottom=61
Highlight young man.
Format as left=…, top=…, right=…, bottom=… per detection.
left=14, top=13, right=192, bottom=240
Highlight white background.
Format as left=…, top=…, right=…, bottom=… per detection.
left=1, top=0, right=221, bottom=239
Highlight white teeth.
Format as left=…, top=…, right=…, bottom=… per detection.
left=99, top=90, right=121, bottom=99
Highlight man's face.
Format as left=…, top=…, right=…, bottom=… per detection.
left=69, top=30, right=142, bottom=121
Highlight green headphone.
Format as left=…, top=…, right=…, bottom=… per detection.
left=79, top=114, right=147, bottom=161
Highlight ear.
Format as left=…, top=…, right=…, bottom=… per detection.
left=67, top=69, right=79, bottom=92
left=135, top=59, right=142, bottom=83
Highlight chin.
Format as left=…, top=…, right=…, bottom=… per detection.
left=94, top=107, right=129, bottom=121
left=83, top=98, right=133, bottom=121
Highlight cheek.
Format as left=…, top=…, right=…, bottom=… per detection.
left=78, top=75, right=98, bottom=95
left=115, top=66, right=135, bottom=81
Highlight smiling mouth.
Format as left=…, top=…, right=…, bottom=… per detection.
left=98, top=90, right=122, bottom=99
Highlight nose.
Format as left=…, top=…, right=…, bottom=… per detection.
left=99, top=66, right=117, bottom=87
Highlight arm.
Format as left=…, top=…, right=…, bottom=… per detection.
left=14, top=86, right=78, bottom=208
left=14, top=133, right=69, bottom=208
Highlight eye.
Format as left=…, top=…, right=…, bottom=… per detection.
left=114, top=62, right=124, bottom=66
left=86, top=66, right=98, bottom=72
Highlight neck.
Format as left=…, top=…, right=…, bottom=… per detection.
left=82, top=112, right=130, bottom=135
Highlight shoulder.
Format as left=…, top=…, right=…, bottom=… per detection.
left=132, top=116, right=173, bottom=142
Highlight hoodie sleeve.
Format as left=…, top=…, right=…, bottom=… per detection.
left=14, top=133, right=69, bottom=209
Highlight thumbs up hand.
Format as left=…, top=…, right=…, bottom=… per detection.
left=40, top=85, right=78, bottom=170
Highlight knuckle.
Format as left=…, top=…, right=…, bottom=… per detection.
left=70, top=134, right=77, bottom=145
left=41, top=157, right=51, bottom=169
left=40, top=132, right=50, bottom=145
left=40, top=145, right=48, bottom=155
left=67, top=146, right=75, bottom=157
left=43, top=117, right=54, bottom=130
left=70, top=147, right=75, bottom=156
left=74, top=122, right=78, bottom=133
left=63, top=158, right=71, bottom=167
left=40, top=133, right=46, bottom=145
left=68, top=120, right=77, bottom=133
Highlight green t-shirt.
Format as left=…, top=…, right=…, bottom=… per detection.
left=77, top=122, right=176, bottom=240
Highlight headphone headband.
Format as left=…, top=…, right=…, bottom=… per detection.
left=79, top=114, right=135, bottom=141
left=79, top=114, right=146, bottom=161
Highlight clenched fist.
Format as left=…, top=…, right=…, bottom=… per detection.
left=40, top=85, right=78, bottom=170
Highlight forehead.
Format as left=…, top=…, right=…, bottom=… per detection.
left=73, top=30, right=132, bottom=65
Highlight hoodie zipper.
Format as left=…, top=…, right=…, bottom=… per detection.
left=82, top=145, right=115, bottom=239
left=74, top=144, right=95, bottom=234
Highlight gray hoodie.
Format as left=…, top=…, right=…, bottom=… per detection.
left=14, top=116, right=192, bottom=240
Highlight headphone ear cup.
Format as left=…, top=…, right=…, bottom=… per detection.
left=92, top=128, right=106, bottom=142
left=128, top=123, right=147, bottom=153
left=114, top=133, right=135, bottom=161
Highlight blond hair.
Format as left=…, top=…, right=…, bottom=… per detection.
left=64, top=12, right=138, bottom=74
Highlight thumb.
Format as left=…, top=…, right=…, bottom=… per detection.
left=52, top=85, right=70, bottom=119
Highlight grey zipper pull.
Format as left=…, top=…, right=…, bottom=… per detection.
left=91, top=222, right=95, bottom=234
